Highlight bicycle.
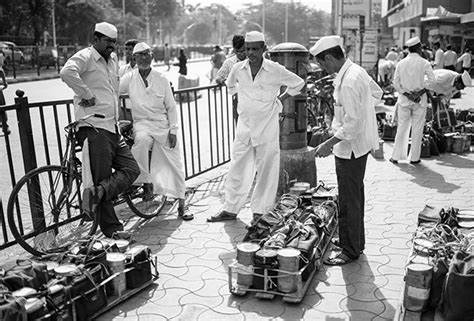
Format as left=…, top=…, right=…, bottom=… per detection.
left=7, top=114, right=167, bottom=257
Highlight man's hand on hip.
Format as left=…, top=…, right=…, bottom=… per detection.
left=168, top=133, right=177, bottom=148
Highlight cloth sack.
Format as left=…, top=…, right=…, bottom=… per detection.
left=382, top=123, right=397, bottom=141
left=442, top=250, right=474, bottom=321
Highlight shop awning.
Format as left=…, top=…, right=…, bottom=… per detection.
left=461, top=12, right=474, bottom=24
left=421, top=5, right=461, bottom=23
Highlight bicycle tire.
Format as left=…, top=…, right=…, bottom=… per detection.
left=124, top=186, right=167, bottom=219
left=7, top=165, right=98, bottom=256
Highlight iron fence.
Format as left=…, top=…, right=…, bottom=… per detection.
left=0, top=84, right=234, bottom=250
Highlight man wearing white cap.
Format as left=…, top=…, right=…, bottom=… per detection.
left=60, top=22, right=140, bottom=238
left=425, top=69, right=471, bottom=129
left=207, top=31, right=305, bottom=223
left=309, top=35, right=380, bottom=265
left=119, top=42, right=193, bottom=221
left=390, top=36, right=436, bottom=165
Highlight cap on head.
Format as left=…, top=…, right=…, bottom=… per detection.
left=245, top=31, right=265, bottom=43
left=133, top=42, right=151, bottom=54
left=405, top=36, right=420, bottom=48
left=309, top=35, right=343, bottom=56
left=462, top=71, right=472, bottom=87
left=94, top=22, right=117, bottom=39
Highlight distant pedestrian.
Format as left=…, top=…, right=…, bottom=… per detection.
left=433, top=42, right=444, bottom=70
left=457, top=47, right=472, bottom=73
left=422, top=44, right=433, bottom=61
left=0, top=49, right=6, bottom=105
left=399, top=45, right=409, bottom=60
left=310, top=35, right=381, bottom=265
left=207, top=31, right=304, bottom=223
left=119, top=38, right=139, bottom=77
left=390, top=36, right=435, bottom=165
left=385, top=47, right=398, bottom=62
left=164, top=43, right=171, bottom=71
left=443, top=44, right=457, bottom=71
left=178, top=48, right=187, bottom=76
left=215, top=35, right=246, bottom=124
left=60, top=22, right=140, bottom=239
left=119, top=42, right=193, bottom=221
left=209, top=45, right=226, bottom=82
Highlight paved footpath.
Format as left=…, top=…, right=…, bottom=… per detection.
left=1, top=89, right=472, bottom=321
left=97, top=92, right=473, bottom=320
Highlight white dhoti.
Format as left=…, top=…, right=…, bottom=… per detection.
left=131, top=127, right=185, bottom=199
left=223, top=138, right=280, bottom=215
left=391, top=103, right=426, bottom=162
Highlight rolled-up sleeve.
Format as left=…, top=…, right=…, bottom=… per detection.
left=279, top=66, right=304, bottom=96
left=164, top=79, right=178, bottom=135
left=334, top=85, right=362, bottom=141
left=60, top=53, right=94, bottom=100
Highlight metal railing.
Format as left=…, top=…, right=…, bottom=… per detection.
left=0, top=84, right=234, bottom=250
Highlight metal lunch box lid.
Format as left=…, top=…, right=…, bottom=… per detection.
left=54, top=264, right=79, bottom=277
left=237, top=242, right=260, bottom=252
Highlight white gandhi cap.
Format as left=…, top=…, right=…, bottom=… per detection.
left=405, top=36, right=420, bottom=47
left=95, top=22, right=117, bottom=39
left=309, top=35, right=343, bottom=56
left=462, top=71, right=472, bottom=87
left=133, top=42, right=151, bottom=54
left=245, top=31, right=265, bottom=42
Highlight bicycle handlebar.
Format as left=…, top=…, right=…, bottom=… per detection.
left=65, top=113, right=105, bottom=131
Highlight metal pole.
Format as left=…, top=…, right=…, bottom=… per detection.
left=360, top=31, right=363, bottom=66
left=51, top=0, right=59, bottom=73
left=122, top=0, right=126, bottom=39
left=218, top=5, right=222, bottom=45
left=145, top=0, right=150, bottom=44
left=285, top=2, right=288, bottom=42
left=337, top=0, right=344, bottom=36
left=262, top=0, right=265, bottom=36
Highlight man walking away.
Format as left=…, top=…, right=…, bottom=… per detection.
left=458, top=47, right=472, bottom=73
left=310, top=35, right=380, bottom=265
left=207, top=31, right=304, bottom=223
left=390, top=36, right=435, bottom=165
left=60, top=22, right=140, bottom=238
left=433, top=42, right=444, bottom=70
left=164, top=43, right=171, bottom=71
left=443, top=45, right=457, bottom=71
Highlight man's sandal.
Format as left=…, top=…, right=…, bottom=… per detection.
left=207, top=211, right=237, bottom=222
left=324, top=252, right=357, bottom=266
left=178, top=206, right=194, bottom=221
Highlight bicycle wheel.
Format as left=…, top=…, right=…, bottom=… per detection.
left=7, top=165, right=98, bottom=256
left=124, top=185, right=167, bottom=219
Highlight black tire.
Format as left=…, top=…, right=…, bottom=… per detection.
left=7, top=165, right=98, bottom=256
left=124, top=185, right=167, bottom=219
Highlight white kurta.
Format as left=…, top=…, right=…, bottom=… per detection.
left=224, top=58, right=304, bottom=214
left=119, top=69, right=185, bottom=199
left=392, top=53, right=435, bottom=162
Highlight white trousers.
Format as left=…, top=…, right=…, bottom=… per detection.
left=131, top=131, right=186, bottom=199
left=391, top=103, right=426, bottom=162
left=224, top=138, right=280, bottom=215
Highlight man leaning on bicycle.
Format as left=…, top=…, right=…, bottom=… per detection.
left=60, top=22, right=140, bottom=239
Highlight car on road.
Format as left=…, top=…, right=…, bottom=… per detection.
left=0, top=41, right=25, bottom=64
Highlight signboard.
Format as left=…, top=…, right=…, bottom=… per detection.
left=387, top=0, right=423, bottom=27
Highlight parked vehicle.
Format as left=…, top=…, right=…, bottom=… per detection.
left=0, top=41, right=25, bottom=64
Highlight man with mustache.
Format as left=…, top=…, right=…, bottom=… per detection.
left=60, top=22, right=139, bottom=238
left=207, top=31, right=304, bottom=223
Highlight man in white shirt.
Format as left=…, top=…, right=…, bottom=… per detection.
left=443, top=45, right=457, bottom=71
left=390, top=36, right=436, bottom=165
left=385, top=47, right=398, bottom=62
left=119, top=39, right=138, bottom=77
left=215, top=35, right=246, bottom=124
left=60, top=22, right=139, bottom=238
left=433, top=42, right=444, bottom=70
left=310, top=35, right=380, bottom=265
left=457, top=47, right=472, bottom=72
left=207, top=31, right=304, bottom=223
left=119, top=43, right=193, bottom=221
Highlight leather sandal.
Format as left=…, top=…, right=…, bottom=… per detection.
left=207, top=211, right=237, bottom=222
left=324, top=252, right=357, bottom=266
left=178, top=206, right=194, bottom=221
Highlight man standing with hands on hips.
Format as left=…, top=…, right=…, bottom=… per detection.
left=310, top=35, right=380, bottom=265
left=60, top=22, right=140, bottom=238
left=207, top=31, right=304, bottom=223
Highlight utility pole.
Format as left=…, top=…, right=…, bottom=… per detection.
left=51, top=0, right=59, bottom=72
left=285, top=2, right=289, bottom=42
left=337, top=0, right=344, bottom=36
left=145, top=0, right=150, bottom=44
left=218, top=5, right=222, bottom=45
left=122, top=0, right=126, bottom=39
left=262, top=0, right=265, bottom=36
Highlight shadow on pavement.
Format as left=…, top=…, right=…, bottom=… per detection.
left=435, top=152, right=474, bottom=169
left=396, top=162, right=461, bottom=193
